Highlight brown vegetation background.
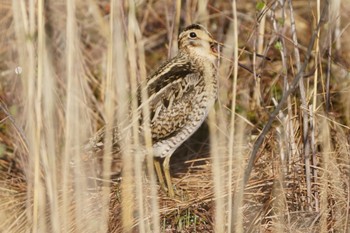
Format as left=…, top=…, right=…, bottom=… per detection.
left=0, top=0, right=349, bottom=232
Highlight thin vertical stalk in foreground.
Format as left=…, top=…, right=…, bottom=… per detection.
left=325, top=0, right=340, bottom=111
left=100, top=0, right=116, bottom=231
left=114, top=2, right=134, bottom=231
left=231, top=119, right=246, bottom=233
left=196, top=0, right=209, bottom=25
left=62, top=0, right=91, bottom=231
left=252, top=1, right=266, bottom=109
left=271, top=166, right=288, bottom=233
left=134, top=6, right=161, bottom=232
left=62, top=0, right=72, bottom=229
left=312, top=0, right=321, bottom=114
left=208, top=106, right=224, bottom=233
left=213, top=9, right=237, bottom=232
left=11, top=0, right=35, bottom=231
left=318, top=117, right=331, bottom=233
left=227, top=0, right=239, bottom=232
left=62, top=0, right=75, bottom=229
left=127, top=1, right=145, bottom=232
left=309, top=0, right=322, bottom=210
left=213, top=20, right=234, bottom=233
left=326, top=4, right=332, bottom=113
left=168, top=0, right=181, bottom=58
left=37, top=0, right=60, bottom=232
left=332, top=0, right=342, bottom=51
left=33, top=0, right=45, bottom=231
left=309, top=105, right=319, bottom=211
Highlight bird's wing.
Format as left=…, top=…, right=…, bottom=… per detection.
left=140, top=54, right=202, bottom=141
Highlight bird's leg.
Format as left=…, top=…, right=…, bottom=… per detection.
left=154, top=158, right=167, bottom=192
left=163, top=156, right=175, bottom=198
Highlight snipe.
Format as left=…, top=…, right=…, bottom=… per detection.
left=87, top=24, right=219, bottom=198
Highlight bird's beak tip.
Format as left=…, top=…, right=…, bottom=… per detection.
left=210, top=41, right=219, bottom=54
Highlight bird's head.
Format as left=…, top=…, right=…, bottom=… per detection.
left=178, top=24, right=219, bottom=63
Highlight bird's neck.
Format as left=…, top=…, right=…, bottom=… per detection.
left=189, top=54, right=218, bottom=101
left=181, top=47, right=218, bottom=65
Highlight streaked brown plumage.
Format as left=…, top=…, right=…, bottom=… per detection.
left=87, top=24, right=219, bottom=197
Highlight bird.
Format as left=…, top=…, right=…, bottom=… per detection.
left=87, top=24, right=219, bottom=198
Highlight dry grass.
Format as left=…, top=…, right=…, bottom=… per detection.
left=1, top=0, right=350, bottom=232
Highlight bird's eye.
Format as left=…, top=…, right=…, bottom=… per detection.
left=189, top=32, right=197, bottom=38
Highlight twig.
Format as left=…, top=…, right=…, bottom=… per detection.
left=243, top=5, right=327, bottom=187
left=326, top=3, right=332, bottom=112
left=289, top=0, right=313, bottom=209
left=0, top=100, right=29, bottom=153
